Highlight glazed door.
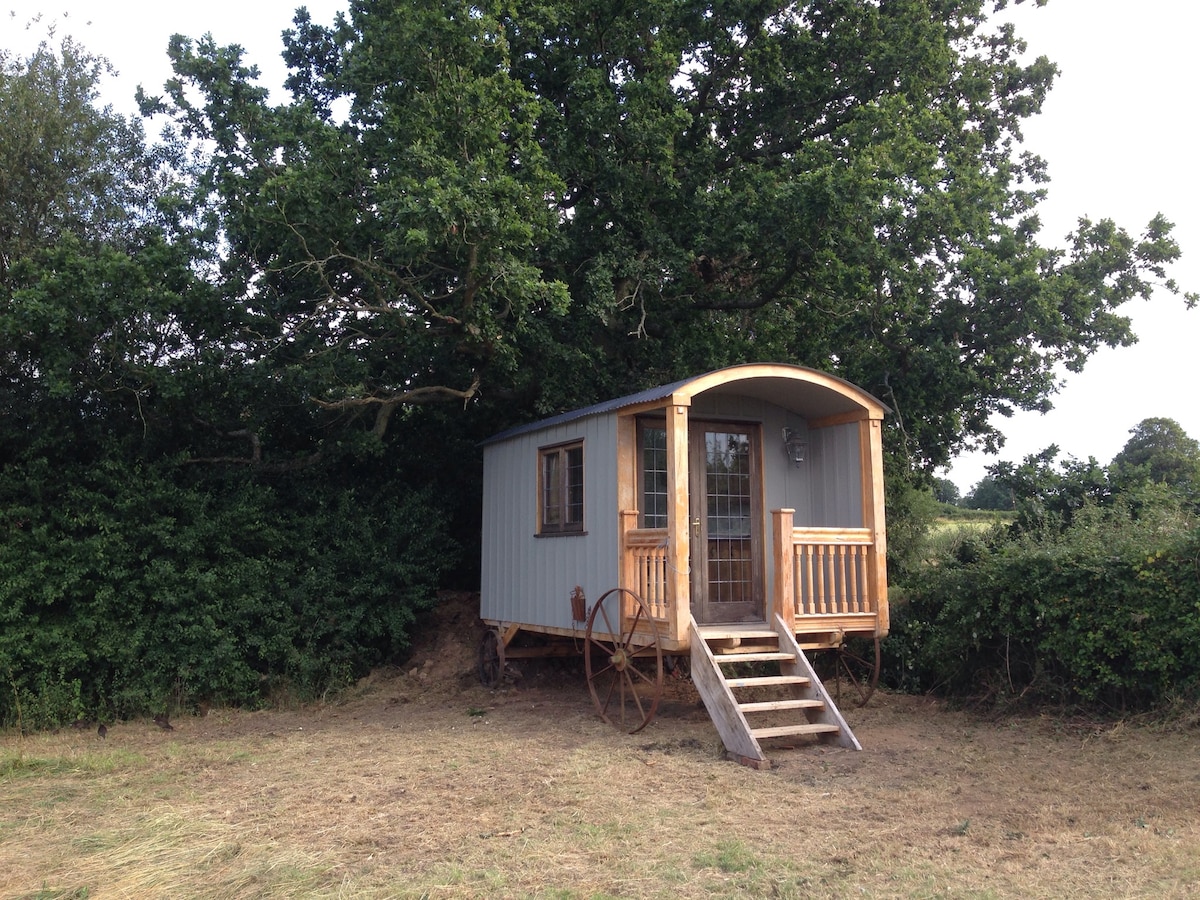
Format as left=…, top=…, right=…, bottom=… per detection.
left=689, top=423, right=764, bottom=624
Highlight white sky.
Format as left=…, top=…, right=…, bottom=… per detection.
left=6, top=0, right=1198, bottom=494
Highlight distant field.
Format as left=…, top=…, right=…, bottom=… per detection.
left=931, top=515, right=1011, bottom=533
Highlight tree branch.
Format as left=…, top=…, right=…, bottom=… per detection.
left=312, top=373, right=483, bottom=437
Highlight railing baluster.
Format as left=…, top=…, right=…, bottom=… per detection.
left=807, top=545, right=815, bottom=616
left=835, top=547, right=844, bottom=619
left=852, top=546, right=863, bottom=613
left=814, top=545, right=826, bottom=614
left=849, top=546, right=858, bottom=613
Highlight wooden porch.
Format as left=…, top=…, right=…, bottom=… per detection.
left=618, top=507, right=887, bottom=648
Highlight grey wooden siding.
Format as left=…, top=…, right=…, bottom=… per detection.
left=809, top=422, right=863, bottom=526
left=481, top=413, right=621, bottom=630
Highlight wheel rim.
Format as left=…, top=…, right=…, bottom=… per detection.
left=478, top=628, right=505, bottom=688
left=584, top=588, right=664, bottom=733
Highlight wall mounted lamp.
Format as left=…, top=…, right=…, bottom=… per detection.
left=782, top=427, right=808, bottom=467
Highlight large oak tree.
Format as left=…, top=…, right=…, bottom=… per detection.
left=147, top=0, right=1192, bottom=474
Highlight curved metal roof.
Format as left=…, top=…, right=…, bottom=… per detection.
left=482, top=363, right=888, bottom=445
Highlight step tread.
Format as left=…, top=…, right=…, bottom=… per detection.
left=713, top=643, right=779, bottom=654
left=696, top=625, right=777, bottom=640
left=724, top=674, right=810, bottom=688
left=752, top=723, right=841, bottom=739
left=738, top=698, right=825, bottom=713
left=715, top=651, right=794, bottom=663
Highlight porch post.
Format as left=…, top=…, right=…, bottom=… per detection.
left=771, top=508, right=795, bottom=629
left=619, top=508, right=638, bottom=596
left=666, top=402, right=690, bottom=643
left=858, top=418, right=889, bottom=635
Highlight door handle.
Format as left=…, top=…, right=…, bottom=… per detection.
left=691, top=516, right=701, bottom=537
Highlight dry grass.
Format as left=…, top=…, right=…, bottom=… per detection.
left=4, top=604, right=1200, bottom=898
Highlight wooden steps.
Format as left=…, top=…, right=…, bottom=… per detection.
left=696, top=625, right=778, bottom=641
left=689, top=615, right=862, bottom=769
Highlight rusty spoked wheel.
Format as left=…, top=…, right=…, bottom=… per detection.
left=820, top=636, right=881, bottom=707
left=584, top=588, right=663, bottom=734
left=477, top=628, right=505, bottom=689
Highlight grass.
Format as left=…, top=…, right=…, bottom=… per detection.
left=3, top=672, right=1199, bottom=898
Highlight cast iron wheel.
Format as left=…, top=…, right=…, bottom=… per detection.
left=584, top=588, right=664, bottom=734
left=819, top=636, right=881, bottom=707
left=477, top=628, right=505, bottom=688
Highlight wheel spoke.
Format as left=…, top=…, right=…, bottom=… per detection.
left=624, top=671, right=647, bottom=721
left=599, top=672, right=618, bottom=713
left=627, top=662, right=658, bottom=687
left=597, top=602, right=616, bottom=639
left=623, top=604, right=645, bottom=649
left=824, top=637, right=881, bottom=707
left=588, top=636, right=615, bottom=658
left=592, top=659, right=618, bottom=680
left=478, top=631, right=505, bottom=688
left=841, top=661, right=863, bottom=692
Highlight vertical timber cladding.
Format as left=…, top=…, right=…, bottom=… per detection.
left=480, top=412, right=622, bottom=632
left=808, top=419, right=865, bottom=528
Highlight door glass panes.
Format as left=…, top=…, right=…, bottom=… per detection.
left=705, top=431, right=752, bottom=604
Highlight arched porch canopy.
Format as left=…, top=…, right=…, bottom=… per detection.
left=483, top=363, right=888, bottom=445
left=667, top=363, right=889, bottom=423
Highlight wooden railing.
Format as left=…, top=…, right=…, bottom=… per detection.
left=772, top=510, right=881, bottom=634
left=792, top=529, right=873, bottom=615
left=623, top=525, right=671, bottom=622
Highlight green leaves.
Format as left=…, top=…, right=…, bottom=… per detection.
left=1, top=36, right=146, bottom=270
left=492, top=1, right=1193, bottom=471
left=0, top=460, right=453, bottom=725
left=144, top=1, right=572, bottom=447
left=891, top=443, right=1200, bottom=709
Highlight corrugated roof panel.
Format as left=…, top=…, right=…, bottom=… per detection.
left=481, top=376, right=694, bottom=445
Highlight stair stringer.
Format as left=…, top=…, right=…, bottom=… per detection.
left=688, top=616, right=767, bottom=766
left=773, top=615, right=862, bottom=751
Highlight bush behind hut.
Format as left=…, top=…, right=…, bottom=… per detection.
left=0, top=458, right=453, bottom=729
left=887, top=483, right=1200, bottom=710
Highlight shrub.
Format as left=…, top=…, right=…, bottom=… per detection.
left=0, top=458, right=454, bottom=727
left=887, top=489, right=1200, bottom=711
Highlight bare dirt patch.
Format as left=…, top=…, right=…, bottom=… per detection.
left=4, top=594, right=1200, bottom=898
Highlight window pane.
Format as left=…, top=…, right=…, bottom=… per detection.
left=543, top=452, right=562, bottom=526
left=641, top=425, right=667, bottom=529
left=539, top=441, right=584, bottom=534
left=565, top=446, right=584, bottom=524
